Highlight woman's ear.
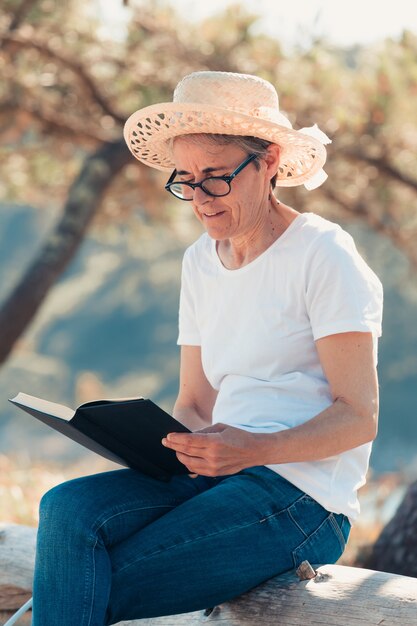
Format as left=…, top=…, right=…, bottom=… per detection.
left=264, top=144, right=280, bottom=179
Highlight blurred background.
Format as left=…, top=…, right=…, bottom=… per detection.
left=0, top=0, right=416, bottom=559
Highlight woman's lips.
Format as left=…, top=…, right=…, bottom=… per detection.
left=202, top=210, right=226, bottom=218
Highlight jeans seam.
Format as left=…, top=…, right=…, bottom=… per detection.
left=287, top=508, right=309, bottom=539
left=85, top=536, right=98, bottom=626
left=91, top=504, right=177, bottom=537
left=257, top=492, right=306, bottom=524
left=85, top=505, right=178, bottom=624
left=291, top=514, right=331, bottom=568
left=328, top=513, right=347, bottom=551
left=342, top=516, right=352, bottom=538
left=115, top=511, right=284, bottom=575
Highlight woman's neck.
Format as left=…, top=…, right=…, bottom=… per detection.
left=216, top=196, right=300, bottom=270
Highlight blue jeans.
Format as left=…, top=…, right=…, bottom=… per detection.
left=32, top=465, right=351, bottom=625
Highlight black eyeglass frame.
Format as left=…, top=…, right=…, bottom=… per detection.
left=164, top=153, right=258, bottom=201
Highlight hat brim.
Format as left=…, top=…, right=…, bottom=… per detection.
left=123, top=102, right=327, bottom=187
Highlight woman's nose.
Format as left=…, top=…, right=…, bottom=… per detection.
left=193, top=184, right=214, bottom=206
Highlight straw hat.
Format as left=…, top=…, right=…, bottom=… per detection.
left=124, top=71, right=331, bottom=190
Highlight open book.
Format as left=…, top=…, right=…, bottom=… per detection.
left=9, top=392, right=192, bottom=481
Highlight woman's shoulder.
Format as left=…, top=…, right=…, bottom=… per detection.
left=295, top=212, right=359, bottom=258
left=300, top=213, right=383, bottom=292
left=299, top=212, right=348, bottom=239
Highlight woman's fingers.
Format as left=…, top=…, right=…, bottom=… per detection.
left=164, top=425, right=257, bottom=476
left=164, top=432, right=214, bottom=449
left=162, top=433, right=218, bottom=456
left=176, top=451, right=231, bottom=477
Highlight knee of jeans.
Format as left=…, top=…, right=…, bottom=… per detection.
left=40, top=482, right=70, bottom=523
left=39, top=479, right=94, bottom=536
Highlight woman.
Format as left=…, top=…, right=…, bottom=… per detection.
left=32, top=71, right=383, bottom=625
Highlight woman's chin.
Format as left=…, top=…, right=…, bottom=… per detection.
left=201, top=213, right=229, bottom=237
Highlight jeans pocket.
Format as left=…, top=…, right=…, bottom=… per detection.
left=330, top=512, right=351, bottom=546
left=292, top=513, right=349, bottom=569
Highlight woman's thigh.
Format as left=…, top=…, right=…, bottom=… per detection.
left=38, top=468, right=216, bottom=548
left=34, top=469, right=222, bottom=626
left=106, top=466, right=350, bottom=624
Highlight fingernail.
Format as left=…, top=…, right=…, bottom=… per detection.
left=161, top=438, right=167, bottom=446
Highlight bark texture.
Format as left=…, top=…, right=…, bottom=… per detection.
left=1, top=523, right=417, bottom=626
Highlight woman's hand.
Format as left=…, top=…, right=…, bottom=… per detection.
left=162, top=423, right=264, bottom=476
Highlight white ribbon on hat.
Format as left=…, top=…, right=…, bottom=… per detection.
left=298, top=124, right=332, bottom=190
left=299, top=123, right=332, bottom=145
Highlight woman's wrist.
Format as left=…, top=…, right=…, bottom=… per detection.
left=251, top=431, right=285, bottom=467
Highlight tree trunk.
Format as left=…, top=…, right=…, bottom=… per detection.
left=0, top=138, right=131, bottom=366
left=2, top=523, right=417, bottom=626
left=363, top=479, right=417, bottom=577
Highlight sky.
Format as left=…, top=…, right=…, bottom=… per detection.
left=96, top=0, right=417, bottom=50
left=171, top=0, right=417, bottom=48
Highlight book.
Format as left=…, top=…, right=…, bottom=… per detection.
left=9, top=392, right=192, bottom=481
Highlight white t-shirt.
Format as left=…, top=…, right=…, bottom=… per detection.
left=177, top=212, right=383, bottom=521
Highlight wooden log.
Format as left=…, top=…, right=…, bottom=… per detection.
left=0, top=524, right=36, bottom=625
left=2, top=524, right=417, bottom=626
left=114, top=563, right=417, bottom=626
left=0, top=524, right=36, bottom=611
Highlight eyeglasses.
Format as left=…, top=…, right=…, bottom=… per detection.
left=164, top=153, right=258, bottom=201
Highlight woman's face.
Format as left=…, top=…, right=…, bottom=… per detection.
left=172, top=136, right=278, bottom=242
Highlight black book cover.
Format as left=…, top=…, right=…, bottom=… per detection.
left=9, top=394, right=192, bottom=481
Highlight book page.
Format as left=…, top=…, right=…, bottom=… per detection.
left=10, top=392, right=75, bottom=421
left=79, top=396, right=145, bottom=408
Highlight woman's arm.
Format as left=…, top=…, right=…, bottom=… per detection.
left=163, top=331, right=379, bottom=475
left=172, top=345, right=218, bottom=432
left=260, top=331, right=379, bottom=464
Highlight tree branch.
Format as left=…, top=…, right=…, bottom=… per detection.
left=6, top=0, right=40, bottom=32
left=22, top=102, right=109, bottom=143
left=0, top=96, right=109, bottom=143
left=342, top=149, right=417, bottom=193
left=0, top=139, right=132, bottom=366
left=131, top=13, right=241, bottom=74
left=1, top=33, right=126, bottom=125
left=323, top=186, right=417, bottom=267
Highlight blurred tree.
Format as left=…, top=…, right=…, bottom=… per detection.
left=363, top=479, right=417, bottom=577
left=0, top=0, right=416, bottom=365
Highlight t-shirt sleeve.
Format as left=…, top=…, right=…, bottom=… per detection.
left=177, top=248, right=201, bottom=346
left=304, top=228, right=383, bottom=342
